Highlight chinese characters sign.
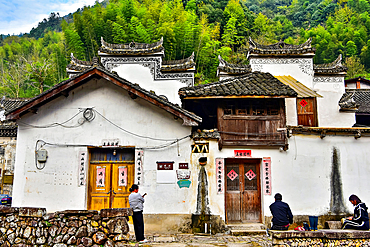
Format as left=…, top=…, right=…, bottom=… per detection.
left=216, top=158, right=224, bottom=194
left=263, top=157, right=272, bottom=195
left=96, top=167, right=105, bottom=188
left=135, top=150, right=144, bottom=185
left=78, top=151, right=86, bottom=187
left=118, top=167, right=127, bottom=187
left=234, top=150, right=251, bottom=158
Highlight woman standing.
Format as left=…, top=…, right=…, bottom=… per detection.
left=129, top=184, right=148, bottom=243
left=342, top=194, right=369, bottom=230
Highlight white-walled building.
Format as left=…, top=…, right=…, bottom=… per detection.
left=7, top=38, right=370, bottom=233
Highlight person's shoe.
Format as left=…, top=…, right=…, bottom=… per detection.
left=139, top=239, right=148, bottom=243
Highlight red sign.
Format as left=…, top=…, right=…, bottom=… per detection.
left=216, top=158, right=224, bottom=194
left=300, top=99, right=308, bottom=107
left=245, top=169, right=256, bottom=180
left=234, top=150, right=251, bottom=158
left=157, top=162, right=174, bottom=170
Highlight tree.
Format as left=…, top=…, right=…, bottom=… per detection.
left=344, top=56, right=365, bottom=79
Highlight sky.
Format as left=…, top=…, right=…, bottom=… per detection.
left=0, top=0, right=98, bottom=35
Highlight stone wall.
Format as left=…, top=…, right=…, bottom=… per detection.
left=0, top=206, right=132, bottom=246
left=272, top=230, right=370, bottom=246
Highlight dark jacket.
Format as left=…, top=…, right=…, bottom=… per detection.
left=270, top=200, right=293, bottom=226
left=353, top=202, right=369, bottom=224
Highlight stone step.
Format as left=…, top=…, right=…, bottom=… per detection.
left=227, top=223, right=267, bottom=236
left=230, top=229, right=267, bottom=236
left=227, top=223, right=267, bottom=230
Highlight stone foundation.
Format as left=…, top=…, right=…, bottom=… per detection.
left=143, top=214, right=227, bottom=234
left=0, top=206, right=132, bottom=246
left=272, top=230, right=370, bottom=246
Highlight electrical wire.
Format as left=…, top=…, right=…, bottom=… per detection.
left=93, top=109, right=189, bottom=142
left=19, top=108, right=87, bottom=129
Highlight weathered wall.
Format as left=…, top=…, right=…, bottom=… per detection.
left=12, top=77, right=195, bottom=213
left=0, top=206, right=131, bottom=246
left=199, top=134, right=370, bottom=223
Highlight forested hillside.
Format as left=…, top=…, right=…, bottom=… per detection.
left=1, top=0, right=370, bottom=98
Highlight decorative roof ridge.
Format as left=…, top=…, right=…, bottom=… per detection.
left=70, top=53, right=92, bottom=67
left=100, top=37, right=163, bottom=51
left=217, top=55, right=251, bottom=70
left=162, top=52, right=194, bottom=65
left=314, top=54, right=346, bottom=70
left=249, top=37, right=312, bottom=51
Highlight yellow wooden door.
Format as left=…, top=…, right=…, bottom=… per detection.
left=88, top=164, right=112, bottom=210
left=88, top=163, right=135, bottom=210
left=111, top=163, right=135, bottom=208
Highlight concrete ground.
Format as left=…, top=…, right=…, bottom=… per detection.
left=127, top=233, right=272, bottom=246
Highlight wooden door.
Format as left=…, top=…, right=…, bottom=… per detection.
left=87, top=148, right=135, bottom=210
left=88, top=163, right=134, bottom=210
left=297, top=97, right=318, bottom=127
left=225, top=159, right=261, bottom=223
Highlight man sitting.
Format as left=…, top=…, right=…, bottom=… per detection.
left=270, top=193, right=293, bottom=230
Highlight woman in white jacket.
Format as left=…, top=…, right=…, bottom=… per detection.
left=129, top=184, right=148, bottom=243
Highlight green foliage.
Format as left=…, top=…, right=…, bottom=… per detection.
left=3, top=0, right=370, bottom=97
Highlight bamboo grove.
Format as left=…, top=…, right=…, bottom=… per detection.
left=1, top=0, right=370, bottom=98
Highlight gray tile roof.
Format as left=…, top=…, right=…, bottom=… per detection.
left=217, top=55, right=251, bottom=75
left=249, top=37, right=315, bottom=56
left=179, top=71, right=297, bottom=98
left=6, top=65, right=202, bottom=125
left=339, top=89, right=370, bottom=113
left=99, top=37, right=164, bottom=56
left=314, top=54, right=347, bottom=75
left=66, top=53, right=93, bottom=73
left=1, top=98, right=29, bottom=112
left=161, top=52, right=196, bottom=72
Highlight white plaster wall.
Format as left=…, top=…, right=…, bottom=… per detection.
left=12, top=78, right=195, bottom=213
left=250, top=58, right=314, bottom=88
left=285, top=98, right=298, bottom=126
left=204, top=134, right=370, bottom=221
left=314, top=79, right=355, bottom=127
left=112, top=64, right=189, bottom=106
left=346, top=82, right=370, bottom=89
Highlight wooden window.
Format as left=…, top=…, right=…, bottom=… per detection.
left=297, top=97, right=318, bottom=127
left=90, top=148, right=135, bottom=163
left=223, top=99, right=280, bottom=116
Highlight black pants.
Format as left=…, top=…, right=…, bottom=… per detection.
left=271, top=224, right=289, bottom=230
left=342, top=220, right=369, bottom=230
left=133, top=211, right=145, bottom=241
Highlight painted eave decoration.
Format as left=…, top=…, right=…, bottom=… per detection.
left=5, top=66, right=202, bottom=127
left=179, top=71, right=297, bottom=99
